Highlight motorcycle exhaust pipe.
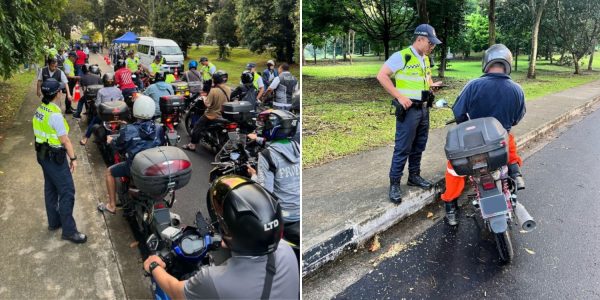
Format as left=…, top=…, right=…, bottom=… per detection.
left=514, top=202, right=536, bottom=232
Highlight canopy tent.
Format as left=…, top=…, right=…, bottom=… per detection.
left=81, top=35, right=90, bottom=41
left=112, top=32, right=139, bottom=44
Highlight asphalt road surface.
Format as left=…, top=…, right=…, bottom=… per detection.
left=330, top=108, right=600, bottom=299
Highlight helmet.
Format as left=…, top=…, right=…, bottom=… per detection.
left=89, top=64, right=101, bottom=75
left=133, top=95, right=156, bottom=120
left=128, top=50, right=135, bottom=55
left=482, top=44, right=513, bottom=75
left=209, top=175, right=283, bottom=256
left=41, top=78, right=62, bottom=101
left=188, top=60, right=198, bottom=69
left=246, top=62, right=256, bottom=70
left=102, top=73, right=115, bottom=87
left=241, top=70, right=253, bottom=84
left=154, top=71, right=166, bottom=82
left=212, top=70, right=228, bottom=84
left=257, top=110, right=298, bottom=141
left=81, top=64, right=89, bottom=74
left=154, top=55, right=161, bottom=61
left=116, top=59, right=126, bottom=69
left=200, top=57, right=208, bottom=62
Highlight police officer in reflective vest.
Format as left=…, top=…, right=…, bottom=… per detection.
left=33, top=79, right=87, bottom=244
left=265, top=63, right=298, bottom=111
left=199, top=57, right=216, bottom=94
left=377, top=24, right=444, bottom=204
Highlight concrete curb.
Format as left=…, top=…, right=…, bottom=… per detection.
left=302, top=94, right=600, bottom=278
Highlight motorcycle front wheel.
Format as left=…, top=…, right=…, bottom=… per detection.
left=494, top=231, right=514, bottom=263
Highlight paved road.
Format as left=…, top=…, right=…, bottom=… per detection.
left=326, top=108, right=600, bottom=299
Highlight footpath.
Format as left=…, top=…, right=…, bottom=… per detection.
left=0, top=61, right=127, bottom=297
left=302, top=79, right=600, bottom=277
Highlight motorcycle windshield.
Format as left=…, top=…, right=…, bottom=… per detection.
left=479, top=188, right=509, bottom=218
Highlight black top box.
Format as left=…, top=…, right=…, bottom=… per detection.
left=223, top=101, right=255, bottom=122
left=98, top=101, right=129, bottom=122
left=160, top=95, right=185, bottom=114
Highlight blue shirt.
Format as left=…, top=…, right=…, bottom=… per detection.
left=453, top=73, right=526, bottom=131
left=143, top=82, right=174, bottom=117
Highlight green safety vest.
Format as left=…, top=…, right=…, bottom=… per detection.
left=32, top=102, right=69, bottom=147
left=253, top=72, right=260, bottom=90
left=150, top=62, right=161, bottom=74
left=126, top=57, right=140, bottom=72
left=394, top=47, right=431, bottom=101
left=165, top=74, right=176, bottom=84
left=200, top=62, right=215, bottom=81
left=64, top=59, right=75, bottom=77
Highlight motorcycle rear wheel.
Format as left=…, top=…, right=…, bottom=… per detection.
left=494, top=231, right=514, bottom=263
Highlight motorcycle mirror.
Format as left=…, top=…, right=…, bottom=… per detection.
left=435, top=99, right=448, bottom=108
left=146, top=234, right=160, bottom=252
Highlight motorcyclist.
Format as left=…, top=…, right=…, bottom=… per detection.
left=261, top=60, right=278, bottom=87
left=143, top=175, right=299, bottom=299
left=247, top=110, right=300, bottom=251
left=97, top=95, right=164, bottom=214
left=230, top=70, right=258, bottom=108
left=114, top=59, right=138, bottom=104
left=73, top=64, right=102, bottom=119
left=182, top=71, right=231, bottom=152
left=182, top=60, right=203, bottom=95
left=80, top=73, right=124, bottom=146
left=143, top=71, right=174, bottom=118
left=441, top=44, right=526, bottom=226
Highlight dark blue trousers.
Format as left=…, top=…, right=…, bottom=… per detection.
left=37, top=155, right=78, bottom=237
left=389, top=106, right=430, bottom=180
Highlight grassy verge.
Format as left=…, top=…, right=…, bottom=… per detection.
left=303, top=57, right=600, bottom=168
left=184, top=46, right=299, bottom=87
left=0, top=69, right=37, bottom=139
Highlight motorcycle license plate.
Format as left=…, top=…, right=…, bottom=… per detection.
left=479, top=188, right=508, bottom=218
left=470, top=154, right=488, bottom=170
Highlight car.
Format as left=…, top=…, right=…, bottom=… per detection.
left=137, top=37, right=185, bottom=74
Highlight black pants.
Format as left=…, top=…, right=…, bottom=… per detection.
left=191, top=115, right=210, bottom=144
left=67, top=79, right=76, bottom=111
left=202, top=80, right=212, bottom=94
left=284, top=221, right=300, bottom=246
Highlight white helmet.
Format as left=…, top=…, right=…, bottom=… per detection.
left=133, top=95, right=156, bottom=120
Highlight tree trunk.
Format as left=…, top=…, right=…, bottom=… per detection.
left=488, top=0, right=496, bottom=46
left=313, top=46, right=317, bottom=64
left=332, top=37, right=337, bottom=63
left=527, top=0, right=546, bottom=79
left=417, top=0, right=428, bottom=24
left=324, top=41, right=327, bottom=59
left=588, top=50, right=595, bottom=71
left=559, top=51, right=565, bottom=65
left=439, top=43, right=447, bottom=78
left=515, top=45, right=519, bottom=72
left=573, top=53, right=580, bottom=74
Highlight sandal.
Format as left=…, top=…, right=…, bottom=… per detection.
left=80, top=139, right=87, bottom=146
left=182, top=144, right=196, bottom=152
left=97, top=203, right=116, bottom=215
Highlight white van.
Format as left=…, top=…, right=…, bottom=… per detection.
left=137, top=37, right=185, bottom=73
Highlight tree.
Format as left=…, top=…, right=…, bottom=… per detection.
left=497, top=0, right=531, bottom=72
left=465, top=12, right=489, bottom=53
left=209, top=0, right=239, bottom=60
left=346, top=0, right=415, bottom=59
left=0, top=0, right=67, bottom=79
left=488, top=0, right=496, bottom=46
left=527, top=0, right=547, bottom=78
left=153, top=0, right=209, bottom=57
left=416, top=0, right=428, bottom=23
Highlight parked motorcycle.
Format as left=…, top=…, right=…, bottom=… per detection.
left=83, top=84, right=103, bottom=124
left=159, top=95, right=185, bottom=146
left=94, top=101, right=130, bottom=166
left=145, top=211, right=221, bottom=300
left=444, top=117, right=536, bottom=262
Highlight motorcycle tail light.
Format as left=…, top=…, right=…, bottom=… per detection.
left=226, top=123, right=238, bottom=130
left=154, top=202, right=166, bottom=209
left=144, top=159, right=191, bottom=176
left=481, top=174, right=496, bottom=190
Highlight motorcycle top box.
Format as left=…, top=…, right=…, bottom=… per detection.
left=85, top=84, right=103, bottom=98
left=160, top=95, right=185, bottom=115
left=187, top=81, right=202, bottom=94
left=171, top=81, right=190, bottom=96
left=445, top=117, right=508, bottom=176
left=98, top=101, right=130, bottom=122
left=131, top=146, right=192, bottom=197
left=223, top=101, right=254, bottom=123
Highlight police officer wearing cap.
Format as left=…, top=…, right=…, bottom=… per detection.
left=199, top=57, right=216, bottom=94
left=33, top=78, right=87, bottom=244
left=377, top=24, right=444, bottom=204
left=246, top=62, right=265, bottom=99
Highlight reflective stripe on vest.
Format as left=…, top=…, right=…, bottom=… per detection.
left=126, top=57, right=139, bottom=72
left=32, top=103, right=69, bottom=147
left=201, top=63, right=215, bottom=81
left=394, top=48, right=431, bottom=101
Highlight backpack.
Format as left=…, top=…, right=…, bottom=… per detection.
left=241, top=86, right=258, bottom=107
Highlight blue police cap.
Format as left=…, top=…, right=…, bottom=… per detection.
left=414, top=24, right=442, bottom=45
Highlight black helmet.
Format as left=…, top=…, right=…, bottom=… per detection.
left=212, top=70, right=228, bottom=84
left=41, top=78, right=62, bottom=102
left=81, top=64, right=89, bottom=74
left=102, top=73, right=115, bottom=87
left=154, top=71, right=166, bottom=82
left=89, top=64, right=101, bottom=75
left=200, top=56, right=208, bottom=62
left=257, top=109, right=298, bottom=141
left=116, top=59, right=126, bottom=69
left=209, top=175, right=283, bottom=256
left=241, top=70, right=253, bottom=85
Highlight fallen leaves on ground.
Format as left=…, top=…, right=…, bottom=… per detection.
left=368, top=235, right=381, bottom=252
left=426, top=212, right=434, bottom=219
left=525, top=248, right=536, bottom=255
left=129, top=241, right=139, bottom=248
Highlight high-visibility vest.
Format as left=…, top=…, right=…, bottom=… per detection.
left=64, top=59, right=75, bottom=77
left=252, top=72, right=260, bottom=90
left=150, top=62, right=161, bottom=74
left=394, top=47, right=431, bottom=100
left=32, top=102, right=69, bottom=147
left=200, top=63, right=215, bottom=81
left=126, top=57, right=140, bottom=72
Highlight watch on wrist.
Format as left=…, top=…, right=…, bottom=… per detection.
left=149, top=261, right=160, bottom=274
left=69, top=155, right=77, bottom=161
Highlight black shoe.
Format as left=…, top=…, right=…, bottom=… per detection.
left=48, top=224, right=61, bottom=231
left=407, top=174, right=433, bottom=189
left=445, top=200, right=459, bottom=226
left=389, top=179, right=403, bottom=204
left=62, top=232, right=87, bottom=244
left=65, top=108, right=74, bottom=114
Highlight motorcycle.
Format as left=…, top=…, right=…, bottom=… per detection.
left=118, top=146, right=192, bottom=243
left=144, top=211, right=222, bottom=300
left=94, top=101, right=130, bottom=166
left=159, top=95, right=184, bottom=146
left=444, top=116, right=536, bottom=262
left=82, top=84, right=103, bottom=125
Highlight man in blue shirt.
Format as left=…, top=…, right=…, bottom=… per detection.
left=441, top=44, right=526, bottom=226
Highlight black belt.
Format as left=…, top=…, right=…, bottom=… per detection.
left=410, top=100, right=427, bottom=108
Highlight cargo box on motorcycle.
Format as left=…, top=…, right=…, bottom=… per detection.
left=188, top=81, right=202, bottom=94
left=223, top=101, right=254, bottom=123
left=85, top=84, right=103, bottom=99
left=99, top=101, right=130, bottom=122
left=445, top=117, right=508, bottom=176
left=160, top=95, right=185, bottom=115
left=171, top=81, right=189, bottom=96
left=131, top=146, right=192, bottom=197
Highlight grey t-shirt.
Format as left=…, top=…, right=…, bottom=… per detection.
left=184, top=243, right=299, bottom=299
left=95, top=86, right=124, bottom=108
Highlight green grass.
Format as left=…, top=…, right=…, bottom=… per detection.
left=0, top=69, right=37, bottom=136
left=303, top=54, right=600, bottom=168
left=184, top=46, right=299, bottom=87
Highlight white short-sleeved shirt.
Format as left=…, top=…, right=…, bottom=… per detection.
left=384, top=46, right=426, bottom=73
left=209, top=65, right=217, bottom=75
left=37, top=68, right=68, bottom=86
left=257, top=76, right=264, bottom=89
left=48, top=108, right=67, bottom=137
